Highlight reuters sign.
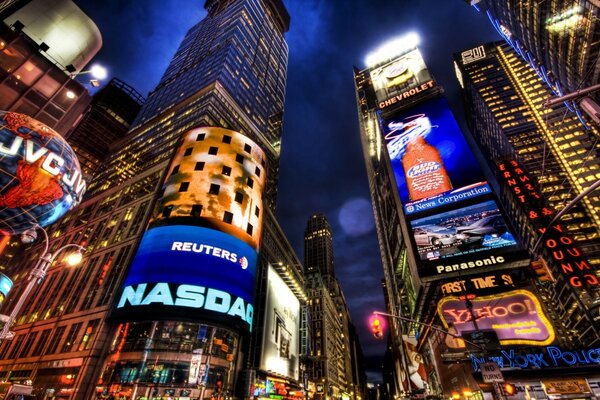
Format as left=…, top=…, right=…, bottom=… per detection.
left=0, top=112, right=85, bottom=235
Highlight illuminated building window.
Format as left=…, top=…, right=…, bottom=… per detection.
left=191, top=205, right=202, bottom=217
left=195, top=162, right=205, bottom=171
left=236, top=154, right=244, bottom=164
left=222, top=166, right=232, bottom=176
left=208, top=146, right=219, bottom=155
left=247, top=177, right=254, bottom=188
left=179, top=182, right=190, bottom=192
left=209, top=184, right=220, bottom=195
left=255, top=166, right=261, bottom=177
left=235, top=192, right=244, bottom=204
left=246, top=224, right=253, bottom=235
left=223, top=211, right=234, bottom=223
left=222, top=135, right=232, bottom=144
left=162, top=205, right=173, bottom=218
left=184, top=148, right=193, bottom=156
left=244, top=143, right=252, bottom=153
left=196, top=133, right=206, bottom=141
left=172, top=165, right=180, bottom=174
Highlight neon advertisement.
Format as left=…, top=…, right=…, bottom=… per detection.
left=381, top=96, right=485, bottom=205
left=438, top=290, right=555, bottom=347
left=112, top=225, right=257, bottom=332
left=471, top=346, right=600, bottom=370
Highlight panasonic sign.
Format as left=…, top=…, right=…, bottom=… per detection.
left=117, top=282, right=253, bottom=329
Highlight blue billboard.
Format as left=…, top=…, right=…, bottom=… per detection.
left=381, top=96, right=485, bottom=207
left=112, top=225, right=257, bottom=332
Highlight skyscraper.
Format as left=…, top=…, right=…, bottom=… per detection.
left=472, top=1, right=600, bottom=125
left=303, top=214, right=364, bottom=400
left=0, top=1, right=297, bottom=399
left=454, top=41, right=600, bottom=346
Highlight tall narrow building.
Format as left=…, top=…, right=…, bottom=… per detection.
left=454, top=41, right=600, bottom=345
left=0, top=1, right=299, bottom=399
left=303, top=214, right=365, bottom=400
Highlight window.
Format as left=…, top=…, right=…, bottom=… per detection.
left=222, top=135, right=232, bottom=144
left=179, top=182, right=190, bottom=192
left=244, top=143, right=252, bottom=153
left=223, top=211, right=234, bottom=223
left=172, top=165, right=180, bottom=174
left=236, top=154, right=244, bottom=164
left=222, top=166, right=232, bottom=176
left=46, top=326, right=66, bottom=355
left=196, top=133, right=206, bottom=141
left=234, top=192, right=244, bottom=204
left=208, top=146, right=218, bottom=155
left=20, top=332, right=38, bottom=358
left=246, top=224, right=253, bottom=235
left=247, top=177, right=254, bottom=188
left=195, top=162, right=205, bottom=171
left=162, top=205, right=173, bottom=218
left=61, top=323, right=82, bottom=353
left=78, top=319, right=100, bottom=351
left=191, top=205, right=202, bottom=217
left=255, top=166, right=261, bottom=177
left=255, top=206, right=260, bottom=217
left=31, top=329, right=51, bottom=356
left=209, top=184, right=220, bottom=195
left=184, top=148, right=193, bottom=156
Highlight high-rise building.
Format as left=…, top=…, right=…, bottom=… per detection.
left=0, top=1, right=301, bottom=399
left=354, top=35, right=538, bottom=399
left=303, top=214, right=365, bottom=400
left=0, top=0, right=100, bottom=136
left=471, top=1, right=600, bottom=126
left=64, top=78, right=145, bottom=181
left=454, top=41, right=600, bottom=346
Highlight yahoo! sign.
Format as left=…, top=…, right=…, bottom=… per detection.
left=438, top=289, right=555, bottom=347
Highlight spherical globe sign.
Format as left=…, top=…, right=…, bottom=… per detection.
left=0, top=111, right=85, bottom=235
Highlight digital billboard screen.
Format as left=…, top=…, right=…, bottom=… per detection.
left=260, top=265, right=301, bottom=380
left=380, top=96, right=485, bottom=206
left=112, top=224, right=258, bottom=332
left=438, top=289, right=555, bottom=347
left=369, top=49, right=434, bottom=109
left=409, top=199, right=527, bottom=279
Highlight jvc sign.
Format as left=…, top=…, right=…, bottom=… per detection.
left=480, top=362, right=504, bottom=383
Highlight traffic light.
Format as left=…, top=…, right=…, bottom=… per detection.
left=531, top=259, right=555, bottom=282
left=370, top=315, right=384, bottom=340
left=504, top=383, right=517, bottom=396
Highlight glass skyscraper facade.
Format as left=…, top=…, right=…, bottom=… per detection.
left=0, top=1, right=296, bottom=399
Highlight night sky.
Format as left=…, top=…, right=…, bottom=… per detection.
left=75, top=0, right=501, bottom=382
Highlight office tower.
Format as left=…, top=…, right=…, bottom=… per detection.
left=0, top=1, right=296, bottom=399
left=454, top=41, right=600, bottom=346
left=472, top=1, right=600, bottom=124
left=303, top=214, right=364, bottom=400
left=0, top=0, right=99, bottom=135
left=354, top=35, right=540, bottom=399
left=64, top=78, right=144, bottom=181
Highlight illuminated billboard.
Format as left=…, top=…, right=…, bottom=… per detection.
left=112, top=127, right=267, bottom=332
left=438, top=289, right=555, bottom=347
left=381, top=96, right=485, bottom=206
left=409, top=199, right=526, bottom=278
left=113, top=225, right=257, bottom=331
left=260, top=264, right=300, bottom=380
left=369, top=49, right=435, bottom=109
left=0, top=111, right=85, bottom=235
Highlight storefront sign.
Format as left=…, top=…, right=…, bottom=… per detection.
left=472, top=346, right=600, bottom=370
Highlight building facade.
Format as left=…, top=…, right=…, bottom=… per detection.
left=0, top=1, right=301, bottom=399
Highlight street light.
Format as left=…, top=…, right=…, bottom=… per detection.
left=0, top=224, right=85, bottom=340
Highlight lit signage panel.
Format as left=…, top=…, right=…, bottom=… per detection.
left=471, top=346, right=600, bottom=370
left=409, top=199, right=525, bottom=278
left=0, top=273, right=12, bottom=305
left=438, top=289, right=555, bottom=347
left=0, top=111, right=85, bottom=235
left=370, top=49, right=435, bottom=109
left=112, top=126, right=267, bottom=333
left=381, top=96, right=485, bottom=206
left=112, top=225, right=257, bottom=332
left=498, top=160, right=598, bottom=290
left=260, top=264, right=300, bottom=380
